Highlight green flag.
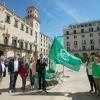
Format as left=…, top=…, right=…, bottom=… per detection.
left=49, top=59, right=56, bottom=72
left=92, top=63, right=100, bottom=78
left=49, top=37, right=81, bottom=72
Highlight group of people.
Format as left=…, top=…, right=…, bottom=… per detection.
left=1, top=53, right=100, bottom=96
left=85, top=55, right=100, bottom=96
left=0, top=53, right=48, bottom=95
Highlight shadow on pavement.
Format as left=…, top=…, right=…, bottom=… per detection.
left=0, top=87, right=31, bottom=93
left=13, top=91, right=66, bottom=96
left=66, top=92, right=100, bottom=100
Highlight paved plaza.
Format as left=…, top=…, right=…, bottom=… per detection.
left=0, top=67, right=100, bottom=100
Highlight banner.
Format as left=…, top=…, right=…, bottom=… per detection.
left=49, top=37, right=81, bottom=72
left=92, top=63, right=100, bottom=78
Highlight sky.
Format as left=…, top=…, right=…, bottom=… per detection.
left=1, top=0, right=100, bottom=38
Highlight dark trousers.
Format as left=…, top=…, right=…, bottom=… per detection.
left=9, top=72, right=18, bottom=90
left=22, top=77, right=27, bottom=90
left=38, top=72, right=46, bottom=90
left=88, top=75, right=97, bottom=91
left=30, top=70, right=35, bottom=86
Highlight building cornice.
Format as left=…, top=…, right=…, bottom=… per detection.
left=0, top=3, right=33, bottom=28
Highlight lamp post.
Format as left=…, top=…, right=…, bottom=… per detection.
left=33, top=40, right=38, bottom=60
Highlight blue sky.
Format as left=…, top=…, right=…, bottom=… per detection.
left=1, top=0, right=100, bottom=38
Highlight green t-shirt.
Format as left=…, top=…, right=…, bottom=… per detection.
left=92, top=63, right=100, bottom=78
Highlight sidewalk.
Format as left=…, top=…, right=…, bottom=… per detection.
left=0, top=67, right=100, bottom=100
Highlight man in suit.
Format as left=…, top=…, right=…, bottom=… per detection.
left=0, top=56, right=6, bottom=95
left=8, top=55, right=20, bottom=93
left=36, top=54, right=48, bottom=93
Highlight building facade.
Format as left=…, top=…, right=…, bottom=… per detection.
left=0, top=3, right=41, bottom=58
left=40, top=32, right=49, bottom=58
left=64, top=20, right=100, bottom=56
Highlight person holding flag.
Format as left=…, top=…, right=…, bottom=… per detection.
left=92, top=56, right=100, bottom=95
left=86, top=57, right=97, bottom=93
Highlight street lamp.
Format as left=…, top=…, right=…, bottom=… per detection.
left=33, top=40, right=38, bottom=60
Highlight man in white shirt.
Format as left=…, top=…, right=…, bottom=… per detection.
left=8, top=55, right=20, bottom=93
left=0, top=56, right=6, bottom=95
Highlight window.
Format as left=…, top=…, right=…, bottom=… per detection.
left=4, top=37, right=8, bottom=45
left=89, top=24, right=92, bottom=26
left=12, top=39, right=17, bottom=47
left=98, top=33, right=100, bottom=36
left=67, top=47, right=70, bottom=51
left=90, top=39, right=94, bottom=44
left=90, top=33, right=93, bottom=37
left=81, top=25, right=84, bottom=27
left=97, top=27, right=100, bottom=31
left=85, top=24, right=87, bottom=27
left=30, top=44, right=32, bottom=50
left=81, top=29, right=84, bottom=33
left=35, top=32, right=38, bottom=42
left=21, top=24, right=24, bottom=31
left=14, top=19, right=18, bottom=28
left=82, top=35, right=85, bottom=38
left=5, top=14, right=10, bottom=24
left=82, top=40, right=86, bottom=45
left=74, top=45, right=78, bottom=48
left=25, top=43, right=28, bottom=50
left=73, top=30, right=76, bottom=34
left=66, top=31, right=69, bottom=35
left=26, top=27, right=29, bottom=33
left=67, top=42, right=70, bottom=46
left=74, top=41, right=78, bottom=45
left=30, top=29, right=33, bottom=36
left=66, top=36, right=69, bottom=39
left=89, top=28, right=93, bottom=32
left=91, top=45, right=94, bottom=50
left=74, top=35, right=77, bottom=39
left=82, top=46, right=86, bottom=50
left=19, top=42, right=23, bottom=49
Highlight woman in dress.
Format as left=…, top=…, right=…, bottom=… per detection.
left=19, top=56, right=29, bottom=91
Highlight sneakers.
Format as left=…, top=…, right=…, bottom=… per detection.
left=8, top=90, right=12, bottom=93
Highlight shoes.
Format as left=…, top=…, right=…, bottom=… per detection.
left=89, top=89, right=93, bottom=93
left=38, top=87, right=41, bottom=90
left=31, top=86, right=34, bottom=90
left=42, top=89, right=48, bottom=93
left=8, top=90, right=12, bottom=93
left=0, top=92, right=2, bottom=95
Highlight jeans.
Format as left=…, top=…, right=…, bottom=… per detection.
left=38, top=72, right=46, bottom=90
left=9, top=72, right=18, bottom=90
left=94, top=77, right=100, bottom=94
left=88, top=75, right=97, bottom=91
left=30, top=70, right=35, bottom=86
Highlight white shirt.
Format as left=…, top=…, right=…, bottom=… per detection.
left=87, top=63, right=92, bottom=75
left=1, top=62, right=5, bottom=72
left=40, top=59, right=43, bottom=63
left=14, top=60, right=19, bottom=72
left=29, top=63, right=33, bottom=70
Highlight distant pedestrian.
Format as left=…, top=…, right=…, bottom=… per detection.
left=8, top=55, right=20, bottom=93
left=0, top=56, right=6, bottom=95
left=36, top=54, right=48, bottom=93
left=19, top=56, right=29, bottom=92
left=29, top=57, right=36, bottom=89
